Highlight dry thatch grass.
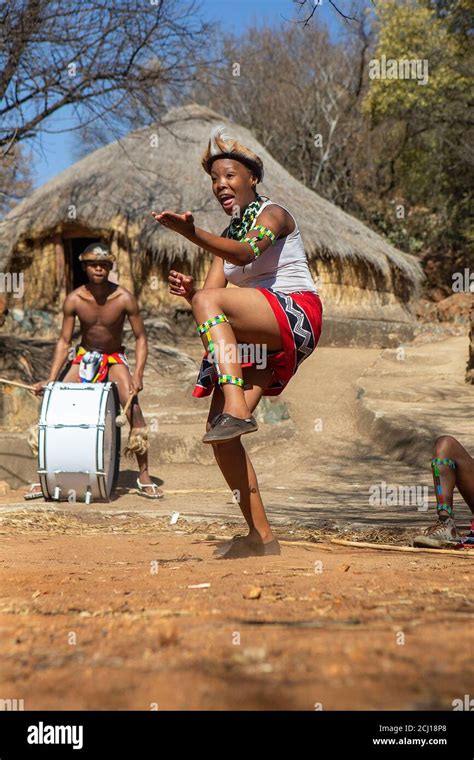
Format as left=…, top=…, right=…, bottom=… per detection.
left=0, top=508, right=420, bottom=546
left=0, top=103, right=422, bottom=299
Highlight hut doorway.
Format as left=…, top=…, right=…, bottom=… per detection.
left=65, top=237, right=101, bottom=292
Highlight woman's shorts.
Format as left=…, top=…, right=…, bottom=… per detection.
left=192, top=288, right=323, bottom=397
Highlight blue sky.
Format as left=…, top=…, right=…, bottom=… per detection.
left=29, top=0, right=343, bottom=188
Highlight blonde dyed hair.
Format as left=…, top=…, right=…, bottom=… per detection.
left=201, top=124, right=264, bottom=182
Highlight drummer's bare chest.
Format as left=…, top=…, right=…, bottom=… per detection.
left=75, top=296, right=126, bottom=330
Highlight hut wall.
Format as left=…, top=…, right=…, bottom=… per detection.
left=111, top=233, right=134, bottom=293
left=133, top=255, right=213, bottom=312
left=134, top=252, right=415, bottom=324
left=7, top=238, right=60, bottom=313
left=309, top=257, right=414, bottom=323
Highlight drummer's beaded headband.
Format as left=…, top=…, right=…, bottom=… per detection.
left=79, top=243, right=115, bottom=263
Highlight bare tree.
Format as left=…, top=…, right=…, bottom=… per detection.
left=0, top=145, right=32, bottom=217
left=0, top=0, right=214, bottom=154
left=292, top=0, right=366, bottom=25
left=191, top=19, right=373, bottom=210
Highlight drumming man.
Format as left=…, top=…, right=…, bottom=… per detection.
left=24, top=242, right=162, bottom=500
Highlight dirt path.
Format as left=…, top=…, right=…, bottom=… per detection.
left=2, top=334, right=472, bottom=529
left=0, top=513, right=472, bottom=711
left=1, top=331, right=473, bottom=711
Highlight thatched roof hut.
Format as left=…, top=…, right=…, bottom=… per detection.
left=0, top=103, right=423, bottom=343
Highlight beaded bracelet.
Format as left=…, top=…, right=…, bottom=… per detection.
left=241, top=226, right=276, bottom=258
left=253, top=225, right=276, bottom=242
left=242, top=237, right=261, bottom=257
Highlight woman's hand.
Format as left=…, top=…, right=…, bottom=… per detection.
left=151, top=210, right=195, bottom=238
left=168, top=270, right=196, bottom=302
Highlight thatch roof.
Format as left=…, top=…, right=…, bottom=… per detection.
left=0, top=103, right=422, bottom=291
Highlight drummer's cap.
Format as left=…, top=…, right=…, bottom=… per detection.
left=79, top=242, right=115, bottom=263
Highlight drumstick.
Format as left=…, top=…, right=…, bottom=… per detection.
left=116, top=393, right=135, bottom=427
left=0, top=377, right=36, bottom=392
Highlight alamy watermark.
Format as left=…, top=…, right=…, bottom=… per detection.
left=0, top=272, right=24, bottom=298
left=452, top=268, right=474, bottom=293
left=208, top=340, right=267, bottom=370
left=452, top=694, right=474, bottom=711
left=369, top=481, right=429, bottom=511
left=0, top=698, right=24, bottom=710
left=369, top=55, right=429, bottom=86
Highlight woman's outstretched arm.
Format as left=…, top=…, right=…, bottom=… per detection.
left=152, top=206, right=289, bottom=266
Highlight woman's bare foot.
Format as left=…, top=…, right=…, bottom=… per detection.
left=217, top=537, right=281, bottom=559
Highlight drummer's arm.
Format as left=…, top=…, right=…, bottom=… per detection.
left=126, top=295, right=147, bottom=392
left=47, top=297, right=76, bottom=382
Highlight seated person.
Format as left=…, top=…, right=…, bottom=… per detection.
left=414, top=435, right=474, bottom=548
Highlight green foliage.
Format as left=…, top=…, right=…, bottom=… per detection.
left=362, top=0, right=473, bottom=294
left=364, top=0, right=470, bottom=119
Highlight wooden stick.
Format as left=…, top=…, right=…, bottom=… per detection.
left=122, top=394, right=135, bottom=416
left=197, top=535, right=333, bottom=550
left=0, top=377, right=35, bottom=391
left=330, top=538, right=473, bottom=558
left=115, top=393, right=135, bottom=426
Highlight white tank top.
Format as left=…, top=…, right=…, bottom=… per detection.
left=223, top=199, right=318, bottom=294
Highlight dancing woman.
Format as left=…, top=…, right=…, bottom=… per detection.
left=152, top=126, right=322, bottom=557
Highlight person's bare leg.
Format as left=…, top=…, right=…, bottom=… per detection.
left=192, top=287, right=281, bottom=420
left=433, top=435, right=474, bottom=515
left=108, top=364, right=162, bottom=497
left=414, top=435, right=474, bottom=548
left=207, top=366, right=275, bottom=544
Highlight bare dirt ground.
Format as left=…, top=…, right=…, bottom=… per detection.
left=0, top=512, right=473, bottom=711
left=0, top=331, right=473, bottom=710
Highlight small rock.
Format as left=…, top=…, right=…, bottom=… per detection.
left=243, top=586, right=262, bottom=600
left=233, top=647, right=267, bottom=664
left=338, top=564, right=351, bottom=572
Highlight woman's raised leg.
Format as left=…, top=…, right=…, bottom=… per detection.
left=192, top=287, right=281, bottom=423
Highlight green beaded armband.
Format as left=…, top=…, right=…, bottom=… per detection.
left=253, top=225, right=276, bottom=242
left=218, top=374, right=245, bottom=387
left=242, top=237, right=261, bottom=257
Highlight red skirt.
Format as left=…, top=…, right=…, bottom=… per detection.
left=192, top=288, right=323, bottom=397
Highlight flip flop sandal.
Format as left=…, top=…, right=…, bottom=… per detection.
left=136, top=478, right=164, bottom=499
left=24, top=484, right=44, bottom=501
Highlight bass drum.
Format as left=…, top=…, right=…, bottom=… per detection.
left=38, top=382, right=120, bottom=503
